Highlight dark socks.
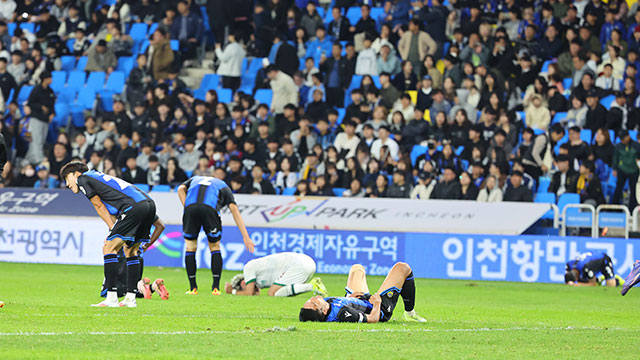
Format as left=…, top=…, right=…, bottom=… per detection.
left=211, top=250, right=222, bottom=291
left=401, top=271, right=416, bottom=312
left=185, top=251, right=197, bottom=290
left=126, top=256, right=141, bottom=294
left=103, top=254, right=119, bottom=292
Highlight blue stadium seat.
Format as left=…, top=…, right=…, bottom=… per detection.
left=57, top=87, right=78, bottom=104
left=50, top=71, right=67, bottom=93
left=534, top=192, right=556, bottom=204
left=218, top=88, right=232, bottom=103
left=170, top=40, right=179, bottom=51
left=516, top=111, right=526, bottom=126
left=371, top=75, right=381, bottom=88
left=77, top=89, right=96, bottom=110
left=147, top=23, right=158, bottom=35
left=6, top=88, right=14, bottom=103
left=85, top=72, right=106, bottom=92
left=552, top=112, right=567, bottom=124
left=562, top=78, right=572, bottom=89
left=61, top=56, right=76, bottom=72
left=134, top=184, right=150, bottom=192
left=283, top=187, right=296, bottom=195
left=537, top=177, right=551, bottom=193
left=66, top=38, right=75, bottom=53
left=410, top=145, right=428, bottom=166
left=193, top=88, right=207, bottom=101
left=541, top=60, right=554, bottom=73
left=129, top=23, right=148, bottom=41
left=7, top=22, right=15, bottom=36
left=19, top=22, right=35, bottom=34
left=151, top=185, right=171, bottom=192
left=630, top=130, right=638, bottom=141
left=70, top=104, right=86, bottom=128
left=67, top=71, right=86, bottom=91
left=52, top=102, right=69, bottom=127
left=17, top=85, right=33, bottom=104
left=139, top=39, right=150, bottom=54
left=370, top=7, right=385, bottom=30
left=75, top=56, right=88, bottom=70
left=117, top=56, right=135, bottom=77
left=557, top=193, right=580, bottom=214
left=580, top=129, right=592, bottom=143
left=349, top=75, right=363, bottom=90
left=346, top=7, right=362, bottom=25
left=98, top=90, right=116, bottom=111
left=255, top=89, right=272, bottom=105
left=199, top=74, right=219, bottom=90
left=332, top=187, right=347, bottom=197
left=105, top=71, right=125, bottom=93
left=184, top=170, right=193, bottom=178
left=337, top=108, right=346, bottom=124
left=600, top=95, right=615, bottom=109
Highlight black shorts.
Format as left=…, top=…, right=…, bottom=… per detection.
left=182, top=204, right=222, bottom=242
left=107, top=200, right=156, bottom=247
left=379, top=287, right=401, bottom=322
left=582, top=255, right=615, bottom=280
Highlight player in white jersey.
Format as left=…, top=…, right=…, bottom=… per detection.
left=224, top=252, right=328, bottom=297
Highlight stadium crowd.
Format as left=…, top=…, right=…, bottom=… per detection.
left=1, top=0, right=640, bottom=208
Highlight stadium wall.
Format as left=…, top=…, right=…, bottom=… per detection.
left=1, top=188, right=637, bottom=283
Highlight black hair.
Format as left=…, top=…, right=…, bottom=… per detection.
left=299, top=308, right=327, bottom=322
left=60, top=161, right=88, bottom=180
left=565, top=271, right=577, bottom=284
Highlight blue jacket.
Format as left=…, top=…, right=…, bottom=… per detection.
left=600, top=21, right=625, bottom=50
left=170, top=11, right=203, bottom=42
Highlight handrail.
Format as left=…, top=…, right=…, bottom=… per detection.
left=551, top=203, right=559, bottom=229
left=595, top=204, right=630, bottom=239
left=632, top=206, right=640, bottom=232
left=561, top=203, right=596, bottom=237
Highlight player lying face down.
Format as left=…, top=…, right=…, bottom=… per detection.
left=299, top=262, right=426, bottom=323
left=225, top=252, right=327, bottom=297
left=565, top=251, right=620, bottom=287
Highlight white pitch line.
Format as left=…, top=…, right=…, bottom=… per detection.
left=0, top=326, right=636, bottom=337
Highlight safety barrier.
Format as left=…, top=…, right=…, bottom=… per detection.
left=595, top=204, right=631, bottom=239
left=561, top=203, right=596, bottom=238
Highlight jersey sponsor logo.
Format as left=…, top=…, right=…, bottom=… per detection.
left=344, top=312, right=352, bottom=318
left=387, top=291, right=394, bottom=298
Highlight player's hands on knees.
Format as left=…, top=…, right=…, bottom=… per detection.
left=370, top=293, right=382, bottom=306
left=243, top=236, right=255, bottom=253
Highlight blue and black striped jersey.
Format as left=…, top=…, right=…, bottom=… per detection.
left=77, top=170, right=151, bottom=215
left=182, top=176, right=236, bottom=212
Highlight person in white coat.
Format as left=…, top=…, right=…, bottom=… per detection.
left=215, top=32, right=246, bottom=92
left=267, top=65, right=299, bottom=115
left=476, top=175, right=503, bottom=202
left=355, top=34, right=378, bottom=76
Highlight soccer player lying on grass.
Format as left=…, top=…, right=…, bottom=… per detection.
left=224, top=252, right=328, bottom=297
left=565, top=251, right=622, bottom=287
left=61, top=161, right=163, bottom=308
left=177, top=176, right=255, bottom=296
left=299, top=262, right=426, bottom=323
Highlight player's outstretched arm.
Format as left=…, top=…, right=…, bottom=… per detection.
left=177, top=185, right=187, bottom=207
left=225, top=281, right=258, bottom=296
left=143, top=217, right=166, bottom=251
left=228, top=203, right=255, bottom=253
left=90, top=195, right=115, bottom=230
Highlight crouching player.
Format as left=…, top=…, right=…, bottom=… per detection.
left=224, top=252, right=328, bottom=297
left=177, top=176, right=255, bottom=295
left=565, top=251, right=622, bottom=287
left=61, top=161, right=162, bottom=307
left=299, top=262, right=426, bottom=323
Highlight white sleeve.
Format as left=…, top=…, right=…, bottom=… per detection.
left=243, top=261, right=258, bottom=286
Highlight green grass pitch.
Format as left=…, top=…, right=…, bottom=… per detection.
left=0, top=262, right=639, bottom=359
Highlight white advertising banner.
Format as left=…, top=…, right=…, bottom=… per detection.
left=0, top=216, right=107, bottom=265
left=150, top=194, right=553, bottom=235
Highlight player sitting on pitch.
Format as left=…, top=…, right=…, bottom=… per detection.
left=61, top=161, right=163, bottom=308
left=565, top=251, right=623, bottom=287
left=299, top=262, right=426, bottom=323
left=224, top=252, right=328, bottom=297
left=177, top=176, right=255, bottom=296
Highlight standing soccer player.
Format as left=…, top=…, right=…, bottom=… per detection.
left=177, top=176, right=254, bottom=295
left=60, top=161, right=163, bottom=307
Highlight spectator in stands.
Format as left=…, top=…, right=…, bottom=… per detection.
left=72, top=27, right=91, bottom=56
left=410, top=172, right=435, bottom=200
left=34, top=164, right=58, bottom=189
left=300, top=3, right=323, bottom=41
left=243, top=165, right=275, bottom=195
left=23, top=71, right=54, bottom=165
left=526, top=94, right=551, bottom=131
left=334, top=120, right=359, bottom=159
left=178, top=139, right=201, bottom=173
left=392, top=60, right=418, bottom=92
left=477, top=175, right=503, bottom=203
left=613, top=129, right=640, bottom=210
left=398, top=18, right=435, bottom=78
left=166, top=157, right=188, bottom=185
left=385, top=169, right=411, bottom=198
left=459, top=172, right=478, bottom=200
left=430, top=166, right=461, bottom=200
left=328, top=6, right=350, bottom=41
left=275, top=156, right=299, bottom=192
left=343, top=178, right=365, bottom=197
left=0, top=56, right=16, bottom=103
left=121, top=156, right=147, bottom=184
left=146, top=154, right=168, bottom=186
left=596, top=64, right=621, bottom=92
left=216, top=31, right=245, bottom=92
left=549, top=154, right=577, bottom=197
left=592, top=128, right=615, bottom=167
left=503, top=171, right=533, bottom=202
left=585, top=89, right=608, bottom=133
left=370, top=125, right=398, bottom=161
left=7, top=50, right=24, bottom=85
left=567, top=126, right=590, bottom=170
left=522, top=124, right=566, bottom=180
left=267, top=65, right=298, bottom=115
left=85, top=39, right=117, bottom=73
left=319, top=42, right=349, bottom=108
left=170, top=0, right=202, bottom=65
left=149, top=28, right=174, bottom=81
left=576, top=159, right=605, bottom=206
left=355, top=32, right=378, bottom=76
